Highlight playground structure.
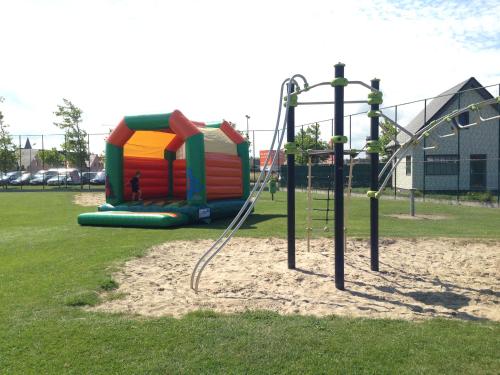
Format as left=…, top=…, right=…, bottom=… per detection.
left=305, top=148, right=360, bottom=252
left=191, top=63, right=500, bottom=292
left=78, top=111, right=250, bottom=228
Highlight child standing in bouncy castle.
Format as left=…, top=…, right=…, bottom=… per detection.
left=130, top=171, right=142, bottom=201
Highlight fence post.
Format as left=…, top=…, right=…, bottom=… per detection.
left=87, top=133, right=91, bottom=190
left=349, top=115, right=352, bottom=151
left=422, top=99, right=427, bottom=201
left=409, top=188, right=416, bottom=216
left=18, top=135, right=22, bottom=191
left=41, top=135, right=45, bottom=190
left=252, top=130, right=256, bottom=183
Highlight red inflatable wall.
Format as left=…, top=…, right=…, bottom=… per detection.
left=173, top=160, right=187, bottom=199
left=173, top=153, right=242, bottom=201
left=123, top=157, right=169, bottom=200
left=206, top=153, right=242, bottom=200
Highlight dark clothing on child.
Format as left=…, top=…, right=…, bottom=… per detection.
left=130, top=176, right=140, bottom=193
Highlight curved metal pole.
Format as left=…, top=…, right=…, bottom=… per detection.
left=191, top=74, right=303, bottom=292
left=190, top=79, right=290, bottom=290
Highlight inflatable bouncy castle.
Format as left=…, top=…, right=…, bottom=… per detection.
left=78, top=110, right=250, bottom=228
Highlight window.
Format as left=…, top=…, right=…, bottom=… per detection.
left=458, top=111, right=469, bottom=127
left=405, top=156, right=411, bottom=176
left=425, top=155, right=459, bottom=175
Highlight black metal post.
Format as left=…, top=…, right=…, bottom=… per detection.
left=394, top=106, right=398, bottom=198
left=497, top=84, right=500, bottom=207
left=349, top=115, right=352, bottom=151
left=287, top=82, right=296, bottom=270
left=18, top=136, right=22, bottom=191
left=423, top=100, right=427, bottom=201
left=334, top=63, right=345, bottom=290
left=88, top=134, right=91, bottom=190
left=41, top=135, right=45, bottom=190
left=457, top=93, right=461, bottom=202
left=369, top=78, right=380, bottom=272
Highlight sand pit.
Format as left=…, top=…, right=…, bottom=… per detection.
left=91, top=237, right=500, bottom=321
left=73, top=192, right=105, bottom=207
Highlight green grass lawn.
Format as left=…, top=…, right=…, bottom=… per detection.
left=0, top=191, right=499, bottom=373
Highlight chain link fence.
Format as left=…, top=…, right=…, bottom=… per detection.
left=2, top=84, right=499, bottom=205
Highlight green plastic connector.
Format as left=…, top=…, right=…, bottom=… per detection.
left=496, top=96, right=500, bottom=103
left=445, top=116, right=452, bottom=122
left=331, top=135, right=348, bottom=144
left=368, top=91, right=383, bottom=105
left=366, top=139, right=382, bottom=153
left=331, top=77, right=348, bottom=87
left=347, top=149, right=361, bottom=157
left=366, top=140, right=379, bottom=146
left=423, top=131, right=430, bottom=137
left=366, top=190, right=380, bottom=199
left=283, top=93, right=298, bottom=107
left=367, top=110, right=381, bottom=118
left=284, top=142, right=299, bottom=155
left=468, top=103, right=479, bottom=111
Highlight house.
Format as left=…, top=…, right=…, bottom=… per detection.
left=19, top=138, right=40, bottom=172
left=86, top=154, right=104, bottom=172
left=393, top=77, right=499, bottom=193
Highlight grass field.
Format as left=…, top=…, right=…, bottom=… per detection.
left=0, top=191, right=499, bottom=373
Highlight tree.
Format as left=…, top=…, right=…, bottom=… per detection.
left=294, top=122, right=329, bottom=165
left=0, top=97, right=18, bottom=172
left=37, top=148, right=64, bottom=168
left=378, top=119, right=397, bottom=161
left=53, top=98, right=87, bottom=169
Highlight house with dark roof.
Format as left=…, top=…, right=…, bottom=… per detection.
left=393, top=77, right=499, bottom=193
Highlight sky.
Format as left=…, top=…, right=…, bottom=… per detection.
left=0, top=0, right=499, bottom=154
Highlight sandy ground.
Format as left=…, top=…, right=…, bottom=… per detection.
left=73, top=192, right=105, bottom=207
left=385, top=214, right=451, bottom=220
left=91, top=237, right=500, bottom=321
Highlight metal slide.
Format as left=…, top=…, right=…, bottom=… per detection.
left=190, top=75, right=308, bottom=292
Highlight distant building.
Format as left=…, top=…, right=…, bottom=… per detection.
left=259, top=150, right=286, bottom=171
left=17, top=137, right=103, bottom=172
left=393, top=77, right=499, bottom=192
left=18, top=138, right=39, bottom=171
left=86, top=154, right=104, bottom=172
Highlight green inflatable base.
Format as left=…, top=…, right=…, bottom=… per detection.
left=78, top=211, right=190, bottom=228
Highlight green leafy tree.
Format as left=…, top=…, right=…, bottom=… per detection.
left=37, top=148, right=64, bottom=168
left=294, top=122, right=329, bottom=164
left=53, top=99, right=87, bottom=169
left=0, top=97, right=18, bottom=172
left=378, top=119, right=397, bottom=160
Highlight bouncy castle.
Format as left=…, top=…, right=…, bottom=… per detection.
left=78, top=110, right=250, bottom=228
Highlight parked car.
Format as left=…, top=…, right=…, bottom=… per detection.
left=10, top=172, right=32, bottom=185
left=47, top=169, right=81, bottom=186
left=29, top=170, right=59, bottom=185
left=81, top=171, right=98, bottom=184
left=90, top=170, right=106, bottom=185
left=0, top=171, right=22, bottom=185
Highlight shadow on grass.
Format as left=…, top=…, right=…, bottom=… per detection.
left=186, top=213, right=287, bottom=231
